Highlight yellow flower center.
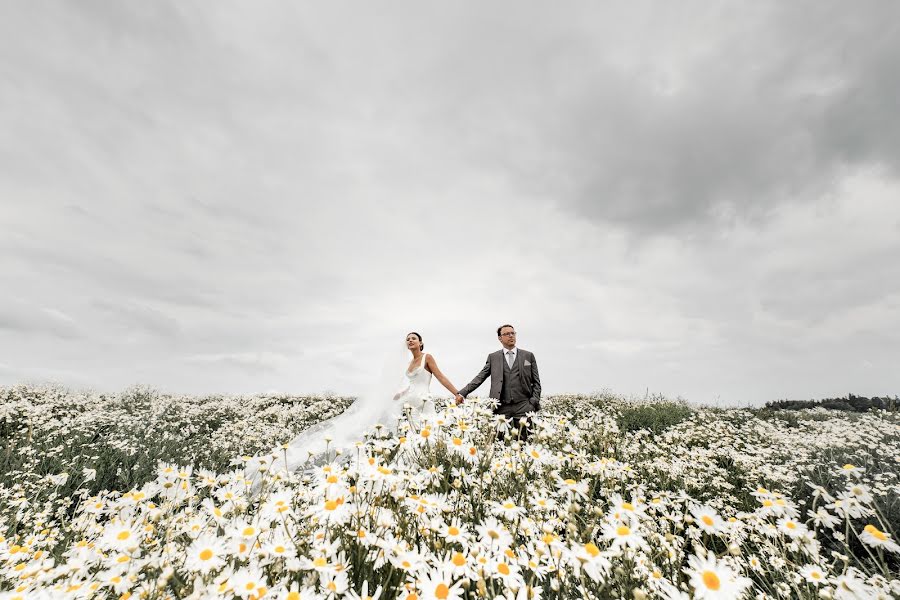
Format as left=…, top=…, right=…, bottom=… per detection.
left=448, top=526, right=460, bottom=536
left=242, top=527, right=255, bottom=537
left=324, top=500, right=338, bottom=511
left=564, top=479, right=576, bottom=485
left=116, top=531, right=131, bottom=540
left=584, top=543, right=600, bottom=557
left=313, top=557, right=327, bottom=567
left=435, top=583, right=450, bottom=599
left=701, top=515, right=714, bottom=527
left=452, top=552, right=466, bottom=566
left=498, top=563, right=510, bottom=575
left=199, top=548, right=214, bottom=561
left=702, top=571, right=721, bottom=590
left=287, top=593, right=300, bottom=600
left=616, top=525, right=630, bottom=536
left=622, top=502, right=634, bottom=511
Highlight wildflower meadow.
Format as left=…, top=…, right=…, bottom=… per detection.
left=1, top=385, right=898, bottom=599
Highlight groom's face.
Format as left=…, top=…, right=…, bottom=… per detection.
left=498, top=327, right=516, bottom=349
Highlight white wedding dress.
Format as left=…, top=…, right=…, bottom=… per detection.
left=395, top=353, right=437, bottom=423
left=245, top=352, right=436, bottom=483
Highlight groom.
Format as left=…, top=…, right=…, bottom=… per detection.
left=455, top=324, right=541, bottom=441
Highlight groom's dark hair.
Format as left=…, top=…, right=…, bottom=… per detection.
left=497, top=324, right=514, bottom=336
left=407, top=332, right=424, bottom=351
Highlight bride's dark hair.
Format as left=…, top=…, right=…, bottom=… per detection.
left=407, top=331, right=424, bottom=351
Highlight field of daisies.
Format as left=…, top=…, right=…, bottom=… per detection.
left=1, top=386, right=898, bottom=600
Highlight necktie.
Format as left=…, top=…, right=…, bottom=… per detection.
left=507, top=351, right=514, bottom=368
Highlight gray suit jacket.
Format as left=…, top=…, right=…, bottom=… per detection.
left=458, top=348, right=542, bottom=411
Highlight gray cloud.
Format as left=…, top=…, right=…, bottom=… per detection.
left=0, top=299, right=84, bottom=340
left=183, top=351, right=294, bottom=374
left=90, top=298, right=182, bottom=338
left=419, top=2, right=900, bottom=233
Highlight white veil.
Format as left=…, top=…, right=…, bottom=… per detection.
left=246, top=342, right=411, bottom=482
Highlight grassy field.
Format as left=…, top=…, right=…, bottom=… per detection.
left=1, top=385, right=898, bottom=599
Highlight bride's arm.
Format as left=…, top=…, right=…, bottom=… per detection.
left=424, top=354, right=460, bottom=396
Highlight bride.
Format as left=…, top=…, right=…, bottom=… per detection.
left=245, top=331, right=462, bottom=484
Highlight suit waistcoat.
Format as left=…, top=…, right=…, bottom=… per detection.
left=500, top=353, right=527, bottom=404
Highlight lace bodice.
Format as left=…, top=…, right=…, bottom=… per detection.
left=405, top=354, right=432, bottom=393
left=397, top=354, right=434, bottom=416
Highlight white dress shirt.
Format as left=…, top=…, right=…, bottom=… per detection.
left=504, top=347, right=517, bottom=367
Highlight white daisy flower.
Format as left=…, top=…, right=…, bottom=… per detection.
left=601, top=521, right=647, bottom=551
left=231, top=566, right=269, bottom=600
left=860, top=524, right=900, bottom=553
left=799, top=564, right=827, bottom=585
left=690, top=504, right=728, bottom=535
left=417, top=567, right=464, bottom=600
left=184, top=534, right=227, bottom=574
left=777, top=517, right=809, bottom=539
left=685, top=554, right=751, bottom=599
left=475, top=517, right=514, bottom=551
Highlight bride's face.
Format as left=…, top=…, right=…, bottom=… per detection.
left=406, top=334, right=421, bottom=351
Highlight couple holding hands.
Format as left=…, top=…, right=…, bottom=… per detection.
left=396, top=324, right=541, bottom=441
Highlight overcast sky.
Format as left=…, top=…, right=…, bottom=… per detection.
left=2, top=1, right=899, bottom=406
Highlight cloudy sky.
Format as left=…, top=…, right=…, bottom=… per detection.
left=2, top=1, right=899, bottom=406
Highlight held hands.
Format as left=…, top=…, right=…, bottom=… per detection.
left=454, top=394, right=464, bottom=405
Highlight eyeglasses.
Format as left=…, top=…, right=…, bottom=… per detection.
left=500, top=332, right=516, bottom=337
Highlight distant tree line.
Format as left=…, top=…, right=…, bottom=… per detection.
left=765, top=394, right=899, bottom=412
